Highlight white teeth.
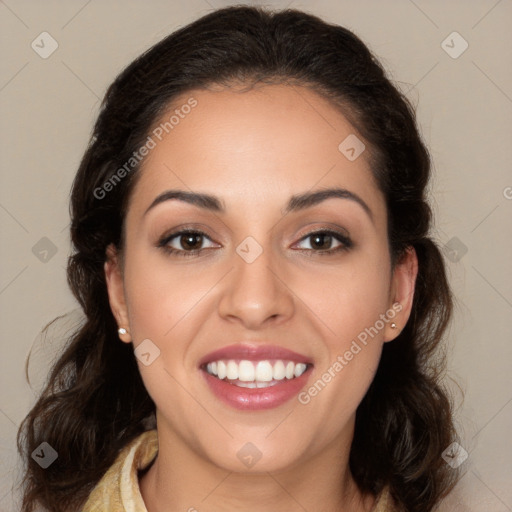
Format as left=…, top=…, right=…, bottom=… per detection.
left=226, top=360, right=238, bottom=380
left=217, top=360, right=227, bottom=379
left=236, top=381, right=257, bottom=388
left=285, top=361, right=295, bottom=379
left=204, top=359, right=309, bottom=383
left=256, top=381, right=278, bottom=388
left=238, top=360, right=255, bottom=381
left=294, top=363, right=307, bottom=378
left=255, top=361, right=273, bottom=382
left=236, top=381, right=279, bottom=389
left=273, top=360, right=286, bottom=380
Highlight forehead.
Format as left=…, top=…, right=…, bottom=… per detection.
left=127, top=84, right=385, bottom=222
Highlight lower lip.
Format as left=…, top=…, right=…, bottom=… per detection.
left=201, top=369, right=312, bottom=410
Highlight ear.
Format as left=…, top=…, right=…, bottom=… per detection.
left=383, top=246, right=418, bottom=342
left=104, top=243, right=131, bottom=343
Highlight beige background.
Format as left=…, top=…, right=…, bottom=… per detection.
left=1, top=0, right=511, bottom=510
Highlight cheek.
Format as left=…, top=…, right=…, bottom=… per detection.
left=123, top=250, right=218, bottom=343
left=300, top=250, right=392, bottom=339
left=295, top=251, right=390, bottom=410
left=121, top=254, right=221, bottom=435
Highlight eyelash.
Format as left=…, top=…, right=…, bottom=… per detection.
left=157, top=228, right=353, bottom=258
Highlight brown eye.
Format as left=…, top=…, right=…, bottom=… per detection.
left=309, top=233, right=334, bottom=250
left=158, top=229, right=218, bottom=257
left=179, top=233, right=204, bottom=250
left=294, top=230, right=352, bottom=254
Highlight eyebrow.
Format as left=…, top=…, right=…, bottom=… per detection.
left=144, top=187, right=373, bottom=222
left=144, top=190, right=224, bottom=216
left=285, top=188, right=373, bottom=222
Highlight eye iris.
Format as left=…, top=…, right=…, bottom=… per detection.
left=311, top=233, right=332, bottom=250
left=181, top=233, right=202, bottom=250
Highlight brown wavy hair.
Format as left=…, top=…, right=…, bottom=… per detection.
left=17, top=6, right=460, bottom=511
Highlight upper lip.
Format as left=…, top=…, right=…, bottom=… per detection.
left=198, top=343, right=313, bottom=367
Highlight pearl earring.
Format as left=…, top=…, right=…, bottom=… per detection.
left=390, top=323, right=397, bottom=329
left=118, top=328, right=127, bottom=335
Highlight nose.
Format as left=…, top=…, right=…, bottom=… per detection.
left=217, top=243, right=295, bottom=330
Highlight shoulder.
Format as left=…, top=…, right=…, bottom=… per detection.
left=81, top=429, right=158, bottom=512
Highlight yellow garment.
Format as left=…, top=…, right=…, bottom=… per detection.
left=82, top=429, right=396, bottom=511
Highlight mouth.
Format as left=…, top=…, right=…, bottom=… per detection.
left=199, top=345, right=313, bottom=410
left=204, top=359, right=309, bottom=387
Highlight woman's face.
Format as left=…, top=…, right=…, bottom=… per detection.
left=106, top=83, right=416, bottom=473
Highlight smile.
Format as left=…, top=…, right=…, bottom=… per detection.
left=199, top=344, right=313, bottom=410
left=205, top=359, right=308, bottom=388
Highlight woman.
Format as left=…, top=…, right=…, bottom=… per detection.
left=17, top=6, right=460, bottom=511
